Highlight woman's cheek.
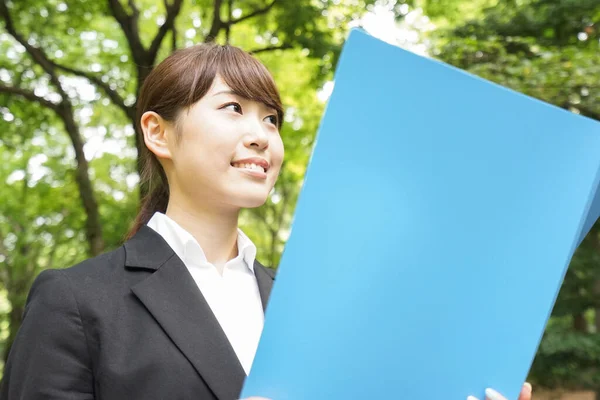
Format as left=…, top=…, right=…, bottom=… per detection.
left=273, top=136, right=285, bottom=162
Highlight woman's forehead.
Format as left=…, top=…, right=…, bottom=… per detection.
left=208, top=75, right=232, bottom=94
left=208, top=75, right=276, bottom=110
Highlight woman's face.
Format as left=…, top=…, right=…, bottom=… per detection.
left=161, top=75, right=284, bottom=211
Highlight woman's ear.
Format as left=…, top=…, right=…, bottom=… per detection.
left=140, top=111, right=173, bottom=160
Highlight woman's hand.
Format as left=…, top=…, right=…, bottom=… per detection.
left=468, top=382, right=532, bottom=400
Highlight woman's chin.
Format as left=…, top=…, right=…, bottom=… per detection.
left=231, top=194, right=269, bottom=209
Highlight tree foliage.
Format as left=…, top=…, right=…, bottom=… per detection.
left=0, top=0, right=599, bottom=390
left=0, top=0, right=392, bottom=369
left=427, top=0, right=600, bottom=390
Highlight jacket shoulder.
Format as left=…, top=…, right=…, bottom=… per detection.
left=59, top=245, right=127, bottom=281
left=255, top=260, right=276, bottom=279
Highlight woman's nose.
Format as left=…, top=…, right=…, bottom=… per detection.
left=244, top=120, right=269, bottom=150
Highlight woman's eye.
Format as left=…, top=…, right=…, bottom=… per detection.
left=265, top=115, right=278, bottom=126
left=223, top=102, right=242, bottom=113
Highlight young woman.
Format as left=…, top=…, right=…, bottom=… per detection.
left=0, top=43, right=533, bottom=400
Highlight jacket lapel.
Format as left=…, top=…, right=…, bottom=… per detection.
left=125, top=227, right=246, bottom=400
left=253, top=260, right=275, bottom=311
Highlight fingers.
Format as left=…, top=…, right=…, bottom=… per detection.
left=519, top=382, right=533, bottom=400
left=467, top=382, right=532, bottom=400
left=485, top=388, right=508, bottom=400
left=466, top=388, right=508, bottom=400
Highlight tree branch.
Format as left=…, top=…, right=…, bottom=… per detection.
left=0, top=0, right=65, bottom=94
left=249, top=43, right=292, bottom=54
left=166, top=0, right=178, bottom=51
left=225, top=0, right=276, bottom=27
left=128, top=0, right=139, bottom=19
left=225, top=0, right=232, bottom=44
left=206, top=0, right=224, bottom=42
left=106, top=0, right=130, bottom=32
left=148, top=0, right=184, bottom=64
left=0, top=83, right=60, bottom=111
left=48, top=59, right=133, bottom=117
left=107, top=0, right=146, bottom=64
left=1, top=1, right=104, bottom=257
left=127, top=0, right=141, bottom=46
left=1, top=0, right=131, bottom=117
left=172, top=26, right=177, bottom=51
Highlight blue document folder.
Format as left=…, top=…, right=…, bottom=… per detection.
left=241, top=29, right=600, bottom=400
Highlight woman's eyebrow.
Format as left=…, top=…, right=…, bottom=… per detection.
left=260, top=103, right=277, bottom=113
left=212, top=89, right=238, bottom=97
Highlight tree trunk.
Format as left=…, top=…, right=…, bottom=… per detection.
left=59, top=104, right=104, bottom=256
left=573, top=313, right=588, bottom=332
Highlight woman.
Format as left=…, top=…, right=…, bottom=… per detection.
left=0, top=43, right=533, bottom=400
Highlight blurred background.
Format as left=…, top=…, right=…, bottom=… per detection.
left=0, top=0, right=599, bottom=397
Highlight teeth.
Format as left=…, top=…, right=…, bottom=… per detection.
left=233, top=162, right=266, bottom=173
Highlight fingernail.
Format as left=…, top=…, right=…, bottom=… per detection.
left=467, top=396, right=479, bottom=400
left=523, top=382, right=532, bottom=393
left=485, top=388, right=507, bottom=400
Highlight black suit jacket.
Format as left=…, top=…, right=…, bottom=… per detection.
left=1, top=226, right=275, bottom=400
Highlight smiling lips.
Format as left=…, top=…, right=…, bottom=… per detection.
left=231, top=157, right=270, bottom=175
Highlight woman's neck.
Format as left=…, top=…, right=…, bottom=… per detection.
left=165, top=198, right=240, bottom=275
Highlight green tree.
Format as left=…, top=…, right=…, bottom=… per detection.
left=0, top=0, right=403, bottom=368
left=426, top=0, right=600, bottom=390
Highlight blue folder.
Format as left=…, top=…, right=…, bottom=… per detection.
left=241, top=29, right=600, bottom=400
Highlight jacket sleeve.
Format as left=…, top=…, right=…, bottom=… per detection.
left=1, top=269, right=95, bottom=399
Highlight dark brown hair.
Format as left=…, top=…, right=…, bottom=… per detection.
left=127, top=43, right=284, bottom=239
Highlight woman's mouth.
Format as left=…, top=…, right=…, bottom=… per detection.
left=231, top=162, right=267, bottom=173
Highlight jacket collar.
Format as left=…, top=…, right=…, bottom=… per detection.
left=123, top=225, right=173, bottom=270
left=124, top=226, right=275, bottom=400
left=146, top=212, right=259, bottom=273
